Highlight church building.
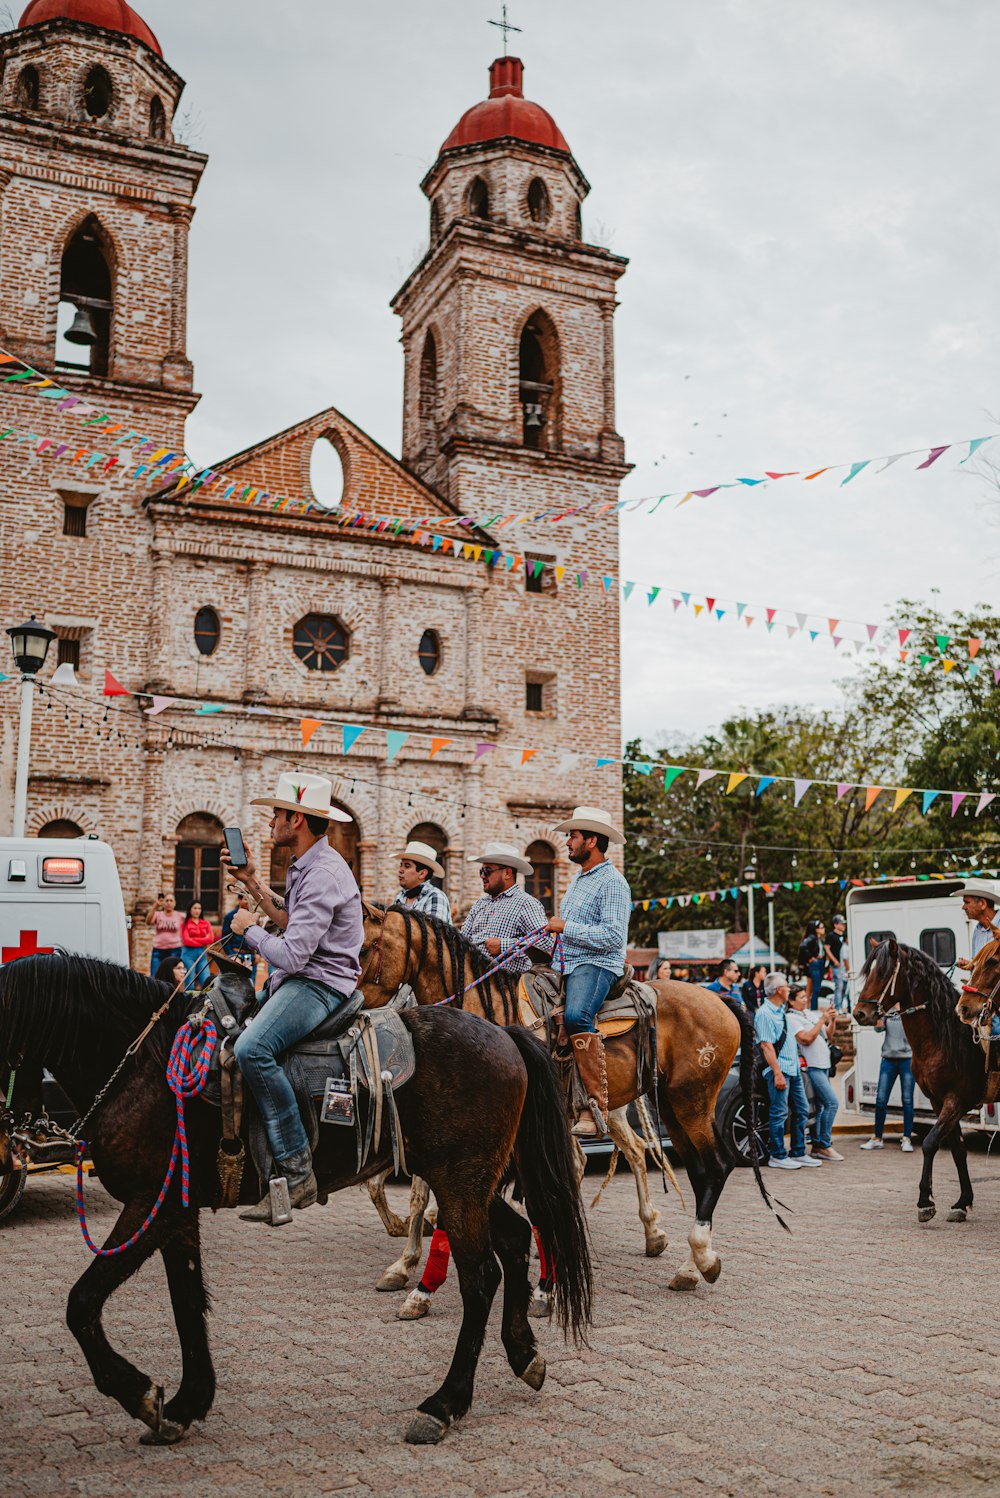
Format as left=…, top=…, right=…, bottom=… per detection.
left=0, top=2, right=628, bottom=966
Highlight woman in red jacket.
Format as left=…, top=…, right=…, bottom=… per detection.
left=181, top=901, right=215, bottom=987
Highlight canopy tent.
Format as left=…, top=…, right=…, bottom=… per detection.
left=729, top=937, right=788, bottom=969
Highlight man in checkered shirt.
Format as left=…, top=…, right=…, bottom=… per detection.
left=392, top=839, right=452, bottom=923
left=461, top=842, right=554, bottom=973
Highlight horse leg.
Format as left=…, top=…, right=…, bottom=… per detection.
left=367, top=1168, right=409, bottom=1238
left=488, top=1196, right=544, bottom=1387
left=660, top=1096, right=730, bottom=1292
left=606, top=1107, right=667, bottom=1258
left=148, top=1211, right=215, bottom=1444
left=376, top=1175, right=430, bottom=1291
left=946, top=1123, right=975, bottom=1222
left=917, top=1097, right=963, bottom=1223
left=404, top=1195, right=501, bottom=1445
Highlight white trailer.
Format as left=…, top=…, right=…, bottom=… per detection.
left=841, top=878, right=1000, bottom=1134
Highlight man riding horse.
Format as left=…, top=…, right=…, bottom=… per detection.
left=224, top=771, right=364, bottom=1223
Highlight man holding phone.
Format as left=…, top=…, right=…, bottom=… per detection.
left=222, top=772, right=363, bottom=1225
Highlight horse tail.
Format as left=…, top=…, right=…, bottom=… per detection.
left=716, top=994, right=790, bottom=1233
left=504, top=1025, right=593, bottom=1343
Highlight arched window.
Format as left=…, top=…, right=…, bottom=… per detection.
left=38, top=819, right=84, bottom=840
left=525, top=841, right=557, bottom=915
left=83, top=65, right=112, bottom=119
left=409, top=822, right=448, bottom=889
left=573, top=202, right=583, bottom=239
left=418, top=330, right=438, bottom=453
left=527, top=178, right=551, bottom=226
left=309, top=435, right=345, bottom=509
left=467, top=177, right=490, bottom=219
left=293, top=614, right=348, bottom=671
left=58, top=216, right=113, bottom=377
left=14, top=65, right=39, bottom=110
left=418, top=629, right=440, bottom=676
left=149, top=95, right=166, bottom=139
left=429, top=198, right=441, bottom=245
left=174, top=812, right=223, bottom=918
left=194, top=607, right=220, bottom=656
left=270, top=802, right=360, bottom=894
left=518, top=310, right=560, bottom=451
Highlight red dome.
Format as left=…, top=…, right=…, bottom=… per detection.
left=441, top=57, right=569, bottom=156
left=18, top=0, right=161, bottom=56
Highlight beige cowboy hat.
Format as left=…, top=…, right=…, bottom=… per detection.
left=551, top=805, right=625, bottom=844
left=466, top=841, right=533, bottom=876
left=398, top=840, right=446, bottom=880
left=956, top=878, right=1000, bottom=906
left=250, top=771, right=352, bottom=823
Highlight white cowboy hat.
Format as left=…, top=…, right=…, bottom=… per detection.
left=398, top=840, right=446, bottom=880
left=957, top=878, right=1000, bottom=906
left=250, top=771, right=352, bottom=823
left=551, top=805, right=625, bottom=844
left=466, top=841, right=533, bottom=876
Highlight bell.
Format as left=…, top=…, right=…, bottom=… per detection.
left=64, top=305, right=97, bottom=346
left=523, top=402, right=544, bottom=428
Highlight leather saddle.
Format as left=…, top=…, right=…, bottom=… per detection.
left=517, top=964, right=657, bottom=1041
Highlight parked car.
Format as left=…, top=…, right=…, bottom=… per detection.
left=716, top=1062, right=819, bottom=1167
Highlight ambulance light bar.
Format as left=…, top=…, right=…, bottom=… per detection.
left=41, top=857, right=84, bottom=885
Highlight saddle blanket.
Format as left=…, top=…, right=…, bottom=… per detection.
left=516, top=965, right=657, bottom=1040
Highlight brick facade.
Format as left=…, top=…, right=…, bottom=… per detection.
left=0, top=14, right=627, bottom=969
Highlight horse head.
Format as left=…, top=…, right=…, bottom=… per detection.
left=358, top=902, right=412, bottom=1006
left=955, top=937, right=1000, bottom=1027
left=854, top=937, right=901, bottom=1026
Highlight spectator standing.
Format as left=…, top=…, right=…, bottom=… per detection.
left=799, top=920, right=828, bottom=1005
left=741, top=963, right=767, bottom=1012
left=706, top=958, right=741, bottom=1001
left=860, top=1012, right=914, bottom=1152
left=144, top=892, right=185, bottom=976
left=181, top=901, right=215, bottom=987
left=787, top=985, right=842, bottom=1161
left=154, top=955, right=187, bottom=990
left=826, top=915, right=850, bottom=1012
left=754, top=973, right=822, bottom=1170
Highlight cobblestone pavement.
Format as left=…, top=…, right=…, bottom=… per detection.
left=3, top=1144, right=1000, bottom=1498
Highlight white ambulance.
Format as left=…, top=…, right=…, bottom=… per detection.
left=841, top=878, right=1000, bottom=1135
left=0, top=835, right=129, bottom=1220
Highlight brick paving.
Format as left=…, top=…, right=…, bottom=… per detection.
left=3, top=1145, right=1000, bottom=1497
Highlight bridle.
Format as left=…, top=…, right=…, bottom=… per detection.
left=960, top=966, right=1000, bottom=1042
left=864, top=950, right=927, bottom=1020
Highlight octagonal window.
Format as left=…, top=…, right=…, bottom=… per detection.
left=293, top=613, right=348, bottom=672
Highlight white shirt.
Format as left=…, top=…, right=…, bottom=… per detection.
left=788, top=1009, right=830, bottom=1069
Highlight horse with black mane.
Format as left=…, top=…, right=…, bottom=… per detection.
left=0, top=953, right=592, bottom=1447
left=357, top=900, right=779, bottom=1294
left=855, top=937, right=984, bottom=1223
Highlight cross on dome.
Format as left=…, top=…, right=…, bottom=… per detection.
left=488, top=5, right=522, bottom=55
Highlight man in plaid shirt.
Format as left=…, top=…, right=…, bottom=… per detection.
left=392, top=839, right=452, bottom=923
left=462, top=842, right=553, bottom=973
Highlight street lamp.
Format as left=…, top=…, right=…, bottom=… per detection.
left=765, top=889, right=777, bottom=973
left=743, top=864, right=757, bottom=972
left=6, top=615, right=56, bottom=838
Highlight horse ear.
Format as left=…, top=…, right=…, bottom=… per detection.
left=887, top=936, right=899, bottom=958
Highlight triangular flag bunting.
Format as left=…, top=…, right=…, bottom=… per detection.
left=969, top=639, right=982, bottom=659
left=755, top=777, right=776, bottom=796
left=474, top=742, right=496, bottom=760
left=631, top=761, right=653, bottom=776
left=935, top=634, right=950, bottom=654
left=301, top=718, right=322, bottom=747
left=726, top=772, right=748, bottom=795
left=921, top=790, right=941, bottom=814
left=145, top=695, right=177, bottom=715
left=342, top=724, right=365, bottom=755
left=792, top=778, right=813, bottom=807
left=836, top=783, right=852, bottom=801
left=429, top=738, right=451, bottom=758
left=103, top=669, right=130, bottom=697
left=828, top=619, right=839, bottom=635
left=736, top=602, right=747, bottom=618
left=662, top=766, right=686, bottom=791
left=695, top=770, right=719, bottom=790
left=917, top=445, right=949, bottom=469
left=385, top=730, right=409, bottom=762
left=647, top=587, right=661, bottom=606
left=898, top=629, right=911, bottom=647
left=864, top=786, right=883, bottom=812
left=892, top=788, right=913, bottom=811
left=976, top=792, right=996, bottom=818
left=951, top=792, right=968, bottom=817
left=520, top=748, right=538, bottom=766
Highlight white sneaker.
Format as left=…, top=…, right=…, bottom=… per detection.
left=767, top=1156, right=803, bottom=1170
left=860, top=1138, right=884, bottom=1150
left=793, top=1155, right=823, bottom=1168
left=900, top=1137, right=914, bottom=1153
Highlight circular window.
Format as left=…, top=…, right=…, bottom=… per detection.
left=294, top=614, right=348, bottom=672
left=83, top=66, right=112, bottom=119
left=418, top=630, right=440, bottom=676
left=194, top=607, right=220, bottom=656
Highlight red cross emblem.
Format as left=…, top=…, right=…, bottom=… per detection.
left=2, top=930, right=54, bottom=964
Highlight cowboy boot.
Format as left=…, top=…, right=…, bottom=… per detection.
left=571, top=1032, right=609, bottom=1136
left=240, top=1148, right=318, bottom=1223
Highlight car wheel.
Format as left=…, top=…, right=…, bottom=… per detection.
left=0, top=1165, right=27, bottom=1224
left=720, top=1089, right=770, bottom=1168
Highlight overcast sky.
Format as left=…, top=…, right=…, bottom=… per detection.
left=130, top=0, right=997, bottom=749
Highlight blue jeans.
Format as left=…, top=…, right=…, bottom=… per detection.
left=564, top=964, right=618, bottom=1036
left=875, top=1056, right=914, bottom=1138
left=151, top=945, right=182, bottom=976
left=182, top=946, right=212, bottom=987
left=806, top=960, right=826, bottom=1003
left=807, top=1066, right=839, bottom=1148
left=765, top=1067, right=808, bottom=1159
left=833, top=963, right=850, bottom=1011
left=234, top=976, right=349, bottom=1162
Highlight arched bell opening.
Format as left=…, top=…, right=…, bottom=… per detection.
left=518, top=309, right=561, bottom=451
left=57, top=216, right=114, bottom=377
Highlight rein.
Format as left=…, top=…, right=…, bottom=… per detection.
left=433, top=927, right=564, bottom=1008
left=862, top=951, right=928, bottom=1020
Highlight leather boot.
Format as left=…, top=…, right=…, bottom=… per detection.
left=571, top=1032, right=609, bottom=1136
left=239, top=1149, right=318, bottom=1223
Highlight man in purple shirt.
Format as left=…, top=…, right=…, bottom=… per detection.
left=225, top=772, right=363, bottom=1224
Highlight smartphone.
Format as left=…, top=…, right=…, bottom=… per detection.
left=223, top=827, right=248, bottom=868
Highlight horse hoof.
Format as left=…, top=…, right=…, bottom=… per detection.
left=377, top=1269, right=410, bottom=1292
left=668, top=1272, right=700, bottom=1293
left=918, top=1206, right=936, bottom=1223
left=947, top=1208, right=969, bottom=1223
left=139, top=1419, right=186, bottom=1446
left=519, top=1354, right=546, bottom=1391
left=527, top=1288, right=551, bottom=1319
left=405, top=1412, right=449, bottom=1445
left=645, top=1231, right=669, bottom=1258
left=700, top=1255, right=722, bottom=1284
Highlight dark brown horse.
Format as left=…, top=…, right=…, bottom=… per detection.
left=357, top=902, right=776, bottom=1293
left=0, top=954, right=592, bottom=1447
left=855, top=938, right=984, bottom=1223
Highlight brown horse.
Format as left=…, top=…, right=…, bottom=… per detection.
left=955, top=935, right=1000, bottom=1032
left=0, top=954, right=592, bottom=1447
left=358, top=902, right=775, bottom=1293
left=855, top=938, right=983, bottom=1223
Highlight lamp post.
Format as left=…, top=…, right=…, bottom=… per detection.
left=744, top=864, right=757, bottom=972
left=766, top=890, right=777, bottom=973
left=6, top=615, right=56, bottom=837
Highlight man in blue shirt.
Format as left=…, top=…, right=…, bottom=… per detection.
left=753, top=973, right=823, bottom=1170
left=705, top=959, right=741, bottom=1001
left=956, top=880, right=1000, bottom=1038
left=545, top=806, right=631, bottom=1134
